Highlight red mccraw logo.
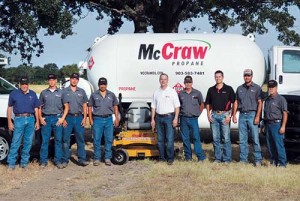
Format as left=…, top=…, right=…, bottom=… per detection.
left=138, top=39, right=211, bottom=60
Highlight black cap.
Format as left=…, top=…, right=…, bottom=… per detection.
left=70, top=73, right=80, bottom=79
left=48, top=73, right=57, bottom=80
left=184, top=76, right=193, bottom=83
left=19, top=76, right=29, bottom=85
left=268, top=80, right=278, bottom=88
left=98, top=77, right=107, bottom=85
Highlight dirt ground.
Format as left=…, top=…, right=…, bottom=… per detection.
left=0, top=129, right=299, bottom=201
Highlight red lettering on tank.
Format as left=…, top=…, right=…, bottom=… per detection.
left=161, top=43, right=208, bottom=60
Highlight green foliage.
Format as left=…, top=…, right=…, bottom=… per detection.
left=1, top=0, right=300, bottom=64
left=1, top=63, right=78, bottom=84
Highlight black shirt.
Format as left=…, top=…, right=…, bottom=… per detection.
left=205, top=83, right=235, bottom=111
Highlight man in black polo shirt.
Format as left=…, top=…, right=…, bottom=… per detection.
left=88, top=77, right=119, bottom=166
left=232, top=69, right=263, bottom=166
left=39, top=74, right=69, bottom=168
left=7, top=76, right=40, bottom=170
left=205, top=70, right=235, bottom=164
left=264, top=80, right=288, bottom=167
left=62, top=73, right=89, bottom=167
left=179, top=76, right=206, bottom=162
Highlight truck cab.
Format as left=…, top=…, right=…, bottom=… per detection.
left=268, top=46, right=300, bottom=157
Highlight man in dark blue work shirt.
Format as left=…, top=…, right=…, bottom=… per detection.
left=88, top=77, right=119, bottom=166
left=264, top=80, right=288, bottom=167
left=39, top=74, right=69, bottom=169
left=205, top=70, right=235, bottom=164
left=62, top=73, right=89, bottom=167
left=7, top=76, right=40, bottom=170
left=178, top=76, right=206, bottom=162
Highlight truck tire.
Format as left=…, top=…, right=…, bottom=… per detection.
left=112, top=148, right=129, bottom=165
left=0, top=129, right=11, bottom=164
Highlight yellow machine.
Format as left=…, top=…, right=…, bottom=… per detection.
left=111, top=129, right=159, bottom=165
left=111, top=102, right=159, bottom=165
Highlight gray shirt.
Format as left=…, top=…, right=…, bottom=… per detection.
left=40, top=88, right=66, bottom=115
left=88, top=90, right=118, bottom=116
left=179, top=88, right=204, bottom=117
left=63, top=86, right=88, bottom=114
left=236, top=82, right=262, bottom=112
left=264, top=94, right=287, bottom=120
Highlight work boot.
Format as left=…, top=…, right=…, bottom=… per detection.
left=105, top=159, right=111, bottom=166
left=93, top=160, right=100, bottom=166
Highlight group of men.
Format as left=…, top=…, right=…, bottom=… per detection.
left=6, top=68, right=288, bottom=170
left=151, top=69, right=288, bottom=167
left=7, top=73, right=119, bottom=170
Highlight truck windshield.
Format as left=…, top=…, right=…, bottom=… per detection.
left=0, top=77, right=16, bottom=94
left=283, top=50, right=300, bottom=73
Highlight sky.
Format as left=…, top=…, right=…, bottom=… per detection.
left=4, top=10, right=300, bottom=68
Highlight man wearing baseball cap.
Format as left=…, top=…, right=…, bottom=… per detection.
left=88, top=77, right=119, bottom=166
left=62, top=72, right=89, bottom=167
left=7, top=76, right=40, bottom=170
left=39, top=74, right=69, bottom=168
left=178, top=76, right=206, bottom=162
left=232, top=69, right=263, bottom=166
left=264, top=80, right=288, bottom=167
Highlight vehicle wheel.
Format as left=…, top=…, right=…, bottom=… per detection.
left=112, top=148, right=129, bottom=165
left=0, top=130, right=11, bottom=164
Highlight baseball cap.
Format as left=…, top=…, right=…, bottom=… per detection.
left=47, top=73, right=57, bottom=80
left=19, top=76, right=29, bottom=85
left=70, top=73, right=80, bottom=79
left=268, top=80, right=278, bottom=88
left=98, top=77, right=107, bottom=85
left=243, top=69, right=253, bottom=76
left=184, top=76, right=193, bottom=83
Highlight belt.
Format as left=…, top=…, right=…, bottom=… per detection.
left=93, top=114, right=112, bottom=118
left=265, top=119, right=281, bottom=124
left=68, top=113, right=82, bottom=117
left=181, top=115, right=198, bottom=118
left=212, top=110, right=228, bottom=114
left=43, top=114, right=62, bottom=117
left=239, top=110, right=255, bottom=114
left=15, top=113, right=33, bottom=117
left=156, top=113, right=175, bottom=117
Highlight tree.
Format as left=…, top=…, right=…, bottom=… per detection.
left=60, top=64, right=79, bottom=79
left=1, top=0, right=300, bottom=63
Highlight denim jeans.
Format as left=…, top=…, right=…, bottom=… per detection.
left=211, top=112, right=232, bottom=162
left=7, top=116, right=35, bottom=168
left=238, top=111, right=262, bottom=163
left=63, top=115, right=86, bottom=163
left=180, top=116, right=205, bottom=161
left=92, top=116, right=113, bottom=161
left=39, top=115, right=63, bottom=165
left=265, top=122, right=287, bottom=167
left=155, top=115, right=175, bottom=162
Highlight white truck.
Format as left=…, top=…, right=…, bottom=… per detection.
left=78, top=33, right=300, bottom=156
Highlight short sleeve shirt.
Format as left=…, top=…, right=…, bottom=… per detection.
left=205, top=83, right=235, bottom=111
left=88, top=90, right=119, bottom=116
left=236, top=82, right=262, bottom=112
left=151, top=86, right=180, bottom=114
left=39, top=88, right=67, bottom=115
left=264, top=94, right=287, bottom=120
left=63, top=86, right=88, bottom=114
left=8, top=89, right=40, bottom=114
left=179, top=88, right=204, bottom=117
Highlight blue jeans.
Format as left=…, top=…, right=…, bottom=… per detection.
left=265, top=122, right=287, bottom=167
left=211, top=112, right=232, bottom=162
left=238, top=112, right=262, bottom=163
left=63, top=115, right=86, bottom=163
left=7, top=116, right=35, bottom=168
left=180, top=116, right=205, bottom=161
left=155, top=115, right=175, bottom=161
left=39, top=115, right=63, bottom=165
left=92, top=116, right=113, bottom=161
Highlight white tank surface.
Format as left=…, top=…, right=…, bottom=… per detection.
left=84, top=33, right=266, bottom=129
left=86, top=33, right=265, bottom=103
